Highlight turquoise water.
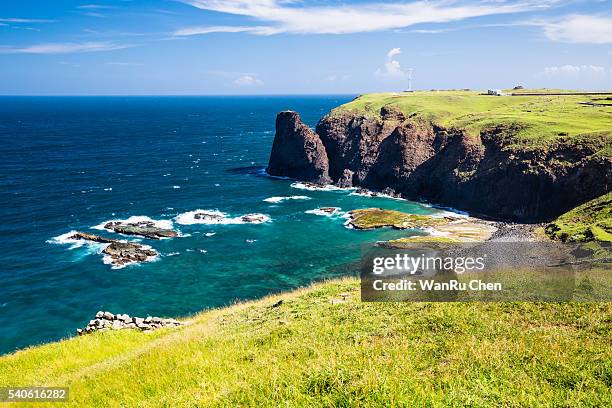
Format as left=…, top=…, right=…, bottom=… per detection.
left=0, top=96, right=446, bottom=354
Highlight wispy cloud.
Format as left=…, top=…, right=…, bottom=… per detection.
left=179, top=0, right=550, bottom=35
left=0, top=18, right=55, bottom=23
left=234, top=75, right=264, bottom=86
left=543, top=64, right=609, bottom=75
left=540, top=15, right=612, bottom=44
left=77, top=4, right=114, bottom=10
left=174, top=25, right=272, bottom=36
left=410, top=28, right=453, bottom=34
left=0, top=42, right=132, bottom=54
left=325, top=74, right=351, bottom=82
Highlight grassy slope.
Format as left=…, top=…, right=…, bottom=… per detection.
left=1, top=278, right=611, bottom=407
left=546, top=192, right=612, bottom=242
left=334, top=90, right=611, bottom=154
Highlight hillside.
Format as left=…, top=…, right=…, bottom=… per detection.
left=546, top=192, right=612, bottom=242
left=334, top=90, right=611, bottom=155
left=268, top=90, right=611, bottom=221
left=1, top=278, right=611, bottom=407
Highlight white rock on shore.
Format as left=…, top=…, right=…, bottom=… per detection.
left=77, top=311, right=182, bottom=335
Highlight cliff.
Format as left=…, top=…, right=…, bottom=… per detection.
left=267, top=91, right=611, bottom=222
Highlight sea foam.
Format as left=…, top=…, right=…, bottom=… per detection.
left=290, top=182, right=354, bottom=192
left=174, top=209, right=271, bottom=225
left=263, top=195, right=311, bottom=203
left=304, top=207, right=344, bottom=217
left=92, top=215, right=175, bottom=231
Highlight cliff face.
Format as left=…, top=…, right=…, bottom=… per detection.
left=267, top=111, right=331, bottom=184
left=267, top=108, right=611, bottom=222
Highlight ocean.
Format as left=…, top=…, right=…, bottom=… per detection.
left=0, top=96, right=450, bottom=354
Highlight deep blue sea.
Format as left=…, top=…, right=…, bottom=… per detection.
left=0, top=96, right=448, bottom=354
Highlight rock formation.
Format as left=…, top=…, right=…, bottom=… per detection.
left=267, top=107, right=611, bottom=222
left=104, top=221, right=178, bottom=239
left=77, top=311, right=182, bottom=335
left=267, top=111, right=331, bottom=184
left=69, top=232, right=158, bottom=267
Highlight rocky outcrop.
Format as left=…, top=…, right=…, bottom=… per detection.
left=104, top=221, right=178, bottom=239
left=77, top=311, right=182, bottom=335
left=102, top=242, right=157, bottom=267
left=267, top=111, right=331, bottom=184
left=69, top=232, right=158, bottom=267
left=267, top=107, right=611, bottom=222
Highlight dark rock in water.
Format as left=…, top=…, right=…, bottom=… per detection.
left=77, top=311, right=182, bottom=335
left=267, top=111, right=331, bottom=184
left=193, top=212, right=225, bottom=222
left=69, top=232, right=115, bottom=243
left=336, top=169, right=355, bottom=188
left=319, top=207, right=339, bottom=214
left=104, top=221, right=178, bottom=239
left=240, top=213, right=269, bottom=223
left=102, top=242, right=157, bottom=266
left=68, top=231, right=158, bottom=267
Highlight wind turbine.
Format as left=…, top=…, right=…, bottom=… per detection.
left=406, top=68, right=414, bottom=92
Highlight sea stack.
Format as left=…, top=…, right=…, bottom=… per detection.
left=267, top=111, right=331, bottom=184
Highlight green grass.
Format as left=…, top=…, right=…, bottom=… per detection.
left=546, top=192, right=612, bottom=242
left=333, top=90, right=611, bottom=153
left=348, top=208, right=448, bottom=229
left=1, top=278, right=611, bottom=407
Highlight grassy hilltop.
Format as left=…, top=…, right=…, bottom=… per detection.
left=334, top=90, right=611, bottom=155
left=1, top=278, right=611, bottom=407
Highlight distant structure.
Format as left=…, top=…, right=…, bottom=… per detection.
left=405, top=69, right=414, bottom=92
left=487, top=89, right=503, bottom=96
left=513, top=85, right=524, bottom=90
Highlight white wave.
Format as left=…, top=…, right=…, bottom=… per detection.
left=166, top=252, right=181, bottom=257
left=304, top=207, right=344, bottom=217
left=263, top=195, right=311, bottom=203
left=173, top=185, right=181, bottom=189
left=290, top=182, right=354, bottom=192
left=349, top=190, right=405, bottom=201
left=104, top=187, right=113, bottom=191
left=92, top=215, right=174, bottom=231
left=429, top=208, right=470, bottom=218
left=174, top=209, right=271, bottom=225
left=48, top=230, right=111, bottom=254
left=246, top=239, right=257, bottom=243
left=205, top=232, right=216, bottom=237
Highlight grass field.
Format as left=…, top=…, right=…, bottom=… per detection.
left=1, top=278, right=611, bottom=407
left=333, top=90, right=611, bottom=154
left=546, top=192, right=612, bottom=242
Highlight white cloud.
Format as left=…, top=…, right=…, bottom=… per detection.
left=180, top=0, right=548, bottom=35
left=234, top=75, right=264, bottom=86
left=0, top=18, right=55, bottom=23
left=174, top=25, right=273, bottom=36
left=376, top=48, right=410, bottom=79
left=543, top=64, right=608, bottom=75
left=387, top=47, right=401, bottom=58
left=411, top=28, right=452, bottom=34
left=541, top=15, right=612, bottom=44
left=0, top=42, right=131, bottom=54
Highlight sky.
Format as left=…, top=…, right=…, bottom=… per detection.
left=0, top=0, right=611, bottom=95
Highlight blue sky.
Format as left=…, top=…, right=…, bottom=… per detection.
left=0, top=0, right=611, bottom=95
